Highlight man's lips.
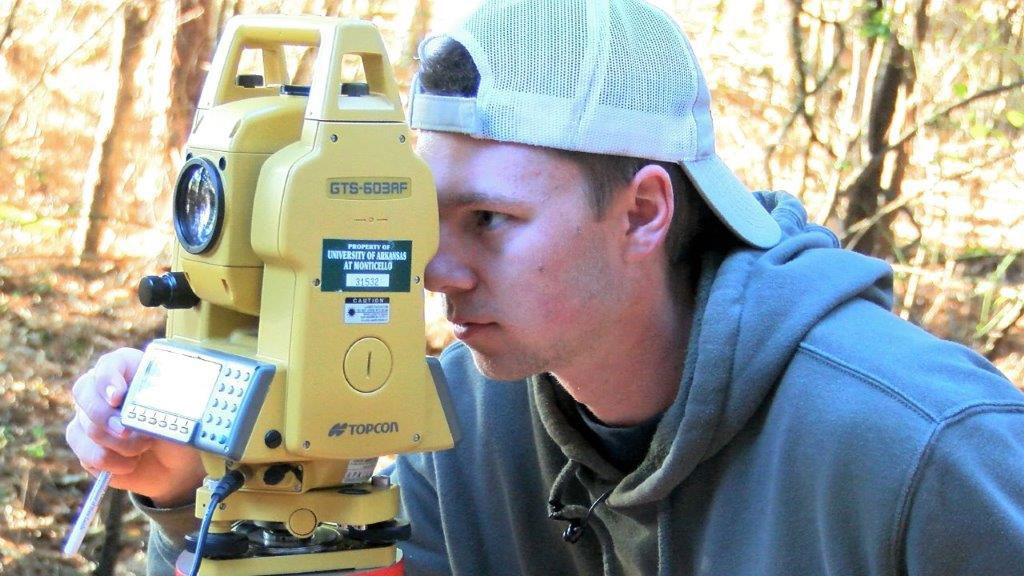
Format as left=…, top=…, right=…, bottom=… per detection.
left=450, top=320, right=496, bottom=340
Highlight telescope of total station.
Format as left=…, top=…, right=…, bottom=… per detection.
left=121, top=15, right=459, bottom=576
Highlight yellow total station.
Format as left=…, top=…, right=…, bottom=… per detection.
left=122, top=15, right=458, bottom=576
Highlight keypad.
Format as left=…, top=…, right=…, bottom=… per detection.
left=197, top=367, right=252, bottom=452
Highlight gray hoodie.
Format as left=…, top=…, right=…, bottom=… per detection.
left=390, top=192, right=1024, bottom=575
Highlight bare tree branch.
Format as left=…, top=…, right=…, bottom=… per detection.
left=842, top=189, right=919, bottom=245
left=764, top=1, right=845, bottom=187
left=840, top=79, right=1024, bottom=204
left=0, top=0, right=128, bottom=146
left=0, top=0, right=23, bottom=54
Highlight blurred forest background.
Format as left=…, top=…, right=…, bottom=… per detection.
left=0, top=0, right=1022, bottom=573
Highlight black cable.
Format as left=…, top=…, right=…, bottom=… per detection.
left=188, top=470, right=246, bottom=576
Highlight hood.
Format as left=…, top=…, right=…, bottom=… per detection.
left=536, top=191, right=894, bottom=511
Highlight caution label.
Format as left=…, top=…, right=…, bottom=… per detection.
left=344, top=297, right=390, bottom=324
left=322, top=239, right=412, bottom=293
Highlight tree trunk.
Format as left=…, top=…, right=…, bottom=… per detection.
left=292, top=0, right=326, bottom=85
left=842, top=1, right=920, bottom=257
left=166, top=0, right=220, bottom=160
left=81, top=0, right=159, bottom=258
left=402, top=0, right=431, bottom=74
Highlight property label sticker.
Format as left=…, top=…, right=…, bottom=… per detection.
left=322, top=239, right=412, bottom=292
left=344, top=297, right=390, bottom=324
left=341, top=457, right=379, bottom=484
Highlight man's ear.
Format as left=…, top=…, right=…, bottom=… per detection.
left=617, top=164, right=674, bottom=261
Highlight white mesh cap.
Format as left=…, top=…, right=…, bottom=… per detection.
left=409, top=0, right=781, bottom=249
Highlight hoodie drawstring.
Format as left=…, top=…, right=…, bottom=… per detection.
left=549, top=487, right=613, bottom=544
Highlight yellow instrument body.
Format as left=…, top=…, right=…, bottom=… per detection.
left=157, top=15, right=457, bottom=574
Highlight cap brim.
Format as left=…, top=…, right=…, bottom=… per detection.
left=680, top=155, right=781, bottom=249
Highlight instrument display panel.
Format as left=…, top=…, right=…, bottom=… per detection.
left=122, top=340, right=274, bottom=460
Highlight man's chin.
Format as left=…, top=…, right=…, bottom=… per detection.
left=465, top=346, right=536, bottom=382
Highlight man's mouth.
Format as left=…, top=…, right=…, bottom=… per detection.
left=450, top=320, right=496, bottom=340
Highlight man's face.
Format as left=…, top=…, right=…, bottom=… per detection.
left=419, top=132, right=628, bottom=381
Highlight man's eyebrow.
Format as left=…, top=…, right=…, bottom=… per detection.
left=437, top=190, right=531, bottom=208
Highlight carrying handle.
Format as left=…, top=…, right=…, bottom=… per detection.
left=199, top=15, right=404, bottom=123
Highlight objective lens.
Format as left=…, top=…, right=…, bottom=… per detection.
left=183, top=167, right=216, bottom=246
left=173, top=158, right=224, bottom=254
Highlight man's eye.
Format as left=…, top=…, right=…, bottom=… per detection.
left=474, top=211, right=509, bottom=230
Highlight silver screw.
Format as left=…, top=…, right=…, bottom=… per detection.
left=313, top=278, right=321, bottom=287
left=413, top=276, right=421, bottom=284
left=330, top=134, right=338, bottom=142
left=303, top=440, right=310, bottom=449
left=399, top=134, right=406, bottom=143
left=412, top=433, right=421, bottom=443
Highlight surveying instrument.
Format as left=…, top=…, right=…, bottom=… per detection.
left=119, top=15, right=458, bottom=576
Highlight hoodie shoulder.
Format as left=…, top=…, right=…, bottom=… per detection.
left=796, top=298, right=1023, bottom=423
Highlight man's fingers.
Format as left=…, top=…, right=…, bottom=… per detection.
left=93, top=348, right=144, bottom=407
left=65, top=418, right=141, bottom=476
left=74, top=410, right=153, bottom=457
left=93, top=357, right=129, bottom=408
left=73, top=375, right=119, bottom=432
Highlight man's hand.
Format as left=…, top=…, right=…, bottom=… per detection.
left=65, top=347, right=206, bottom=507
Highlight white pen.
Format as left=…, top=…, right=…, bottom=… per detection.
left=62, top=470, right=111, bottom=558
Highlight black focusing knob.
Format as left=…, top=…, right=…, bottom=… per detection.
left=237, top=74, right=264, bottom=88
left=138, top=272, right=199, bottom=309
left=341, top=82, right=370, bottom=97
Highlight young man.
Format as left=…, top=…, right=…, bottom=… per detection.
left=67, top=1, right=1024, bottom=574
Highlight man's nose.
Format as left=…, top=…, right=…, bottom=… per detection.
left=424, top=236, right=476, bottom=294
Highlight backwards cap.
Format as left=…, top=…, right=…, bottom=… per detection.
left=409, top=0, right=781, bottom=249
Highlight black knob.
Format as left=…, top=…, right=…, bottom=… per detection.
left=341, top=82, right=370, bottom=97
left=237, top=74, right=264, bottom=88
left=264, top=430, right=282, bottom=449
left=138, top=272, right=199, bottom=309
left=262, top=464, right=293, bottom=486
